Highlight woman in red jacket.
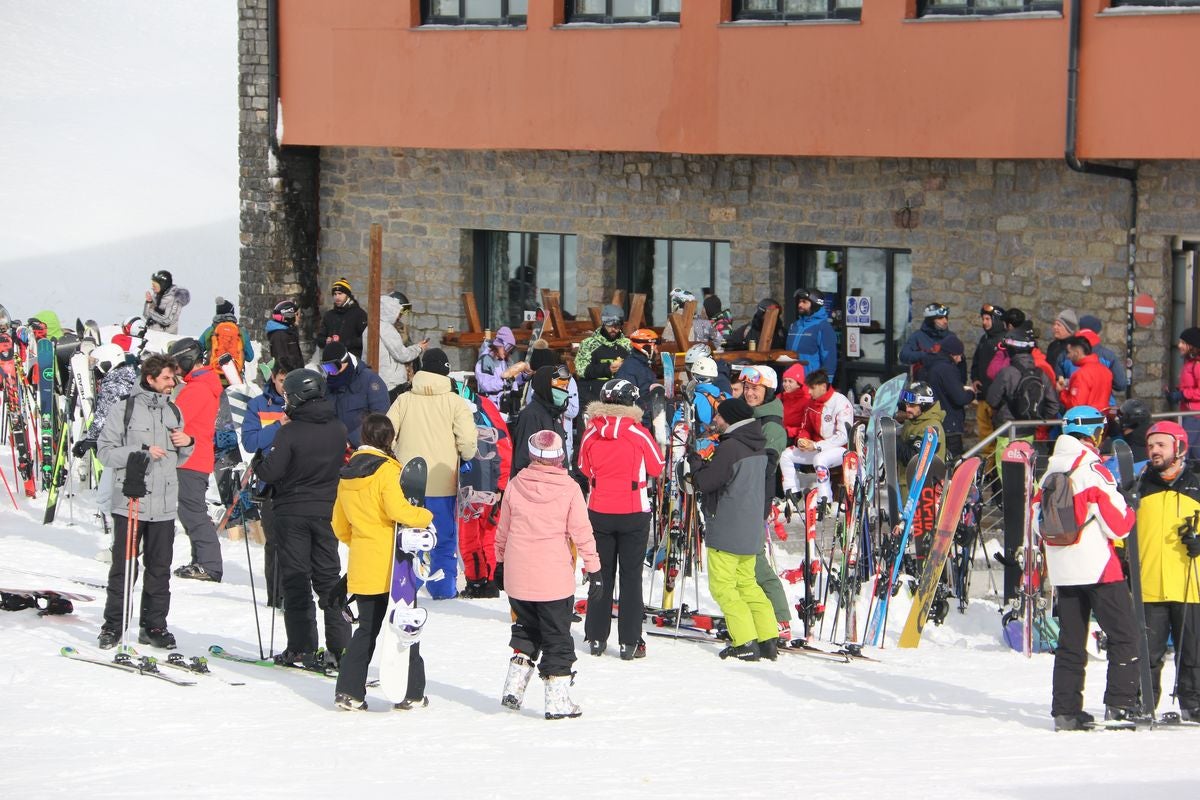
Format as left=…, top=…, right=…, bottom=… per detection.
left=1172, top=327, right=1200, bottom=461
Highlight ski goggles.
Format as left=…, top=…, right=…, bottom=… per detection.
left=739, top=366, right=774, bottom=388
left=549, top=364, right=571, bottom=391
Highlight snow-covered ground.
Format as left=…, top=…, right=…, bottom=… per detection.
left=2, top=479, right=1197, bottom=799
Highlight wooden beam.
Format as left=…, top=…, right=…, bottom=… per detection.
left=758, top=306, right=780, bottom=351
left=624, top=293, right=646, bottom=335
left=462, top=292, right=482, bottom=333
left=587, top=306, right=602, bottom=328
left=367, top=224, right=382, bottom=368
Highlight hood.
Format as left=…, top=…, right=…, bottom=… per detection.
left=340, top=448, right=394, bottom=480
left=265, top=319, right=292, bottom=334
left=379, top=294, right=402, bottom=323
left=164, top=286, right=190, bottom=307
left=720, top=417, right=767, bottom=450
left=31, top=310, right=65, bottom=339
left=797, top=306, right=829, bottom=326
left=752, top=396, right=785, bottom=421
left=412, top=371, right=453, bottom=396
left=512, top=462, right=575, bottom=503
left=531, top=365, right=555, bottom=403
left=1047, top=432, right=1096, bottom=473
left=289, top=396, right=336, bottom=423
left=584, top=402, right=642, bottom=439
left=132, top=380, right=172, bottom=409
left=327, top=355, right=361, bottom=392
left=262, top=382, right=285, bottom=406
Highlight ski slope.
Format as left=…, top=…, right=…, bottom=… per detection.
left=1, top=481, right=1197, bottom=799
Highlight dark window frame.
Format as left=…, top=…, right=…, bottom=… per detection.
left=472, top=230, right=576, bottom=330
left=916, top=0, right=1061, bottom=14
left=566, top=1, right=681, bottom=25
left=422, top=0, right=528, bottom=26
left=733, top=1, right=863, bottom=22
left=615, top=236, right=728, bottom=328
left=1110, top=0, right=1200, bottom=5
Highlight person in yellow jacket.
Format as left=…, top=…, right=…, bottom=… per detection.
left=1135, top=420, right=1200, bottom=720
left=332, top=413, right=433, bottom=710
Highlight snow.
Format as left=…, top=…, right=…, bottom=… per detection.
left=0, top=1, right=239, bottom=337
left=2, top=481, right=1199, bottom=799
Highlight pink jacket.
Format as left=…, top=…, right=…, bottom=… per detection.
left=495, top=463, right=600, bottom=602
left=1181, top=356, right=1200, bottom=411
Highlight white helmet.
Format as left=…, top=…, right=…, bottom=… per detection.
left=90, top=343, right=126, bottom=375
left=684, top=343, right=712, bottom=367
left=692, top=355, right=718, bottom=380
left=669, top=288, right=697, bottom=312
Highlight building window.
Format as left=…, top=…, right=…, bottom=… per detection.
left=916, top=0, right=1061, bottom=14
left=734, top=1, right=863, bottom=22
left=1111, top=0, right=1200, bottom=5
left=423, top=0, right=528, bottom=25
left=616, top=238, right=730, bottom=328
left=472, top=231, right=577, bottom=330
left=567, top=1, right=681, bottom=24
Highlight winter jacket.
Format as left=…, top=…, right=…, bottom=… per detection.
left=785, top=307, right=838, bottom=377
left=254, top=397, right=348, bottom=517
left=1045, top=338, right=1070, bottom=379
left=1059, top=342, right=1128, bottom=394
left=84, top=363, right=138, bottom=442
left=986, top=352, right=1060, bottom=425
left=797, top=388, right=854, bottom=451
left=690, top=419, right=769, bottom=556
left=751, top=395, right=787, bottom=458
left=510, top=368, right=569, bottom=480
left=97, top=382, right=192, bottom=522
left=198, top=315, right=254, bottom=366
left=1179, top=355, right=1200, bottom=411
left=1136, top=466, right=1200, bottom=603
left=1034, top=434, right=1134, bottom=587
left=332, top=447, right=434, bottom=595
left=574, top=327, right=631, bottom=406
left=900, top=320, right=952, bottom=371
left=373, top=294, right=424, bottom=392
left=495, top=463, right=600, bottom=602
left=615, top=349, right=658, bottom=405
left=265, top=320, right=303, bottom=372
left=899, top=403, right=948, bottom=463
left=1060, top=354, right=1113, bottom=411
left=475, top=328, right=522, bottom=406
left=144, top=285, right=190, bottom=334
left=29, top=310, right=66, bottom=340
left=175, top=367, right=223, bottom=474
left=326, top=356, right=390, bottom=448
left=923, top=351, right=976, bottom=436
left=387, top=371, right=478, bottom=497
left=523, top=376, right=579, bottom=457
left=578, top=401, right=666, bottom=514
left=316, top=300, right=369, bottom=358
left=240, top=382, right=286, bottom=455
left=971, top=327, right=1006, bottom=390
left=779, top=387, right=808, bottom=440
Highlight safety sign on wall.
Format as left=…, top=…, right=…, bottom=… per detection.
left=845, top=295, right=872, bottom=327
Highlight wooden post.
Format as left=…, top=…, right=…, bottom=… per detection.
left=367, top=224, right=382, bottom=368
left=759, top=305, right=780, bottom=351
left=462, top=292, right=483, bottom=333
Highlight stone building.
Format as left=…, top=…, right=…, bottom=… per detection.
left=238, top=0, right=1200, bottom=397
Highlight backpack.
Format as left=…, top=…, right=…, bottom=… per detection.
left=1038, top=463, right=1088, bottom=546
left=1008, top=365, right=1044, bottom=420
left=208, top=321, right=245, bottom=374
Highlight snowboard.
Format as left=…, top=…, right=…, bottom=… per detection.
left=1112, top=439, right=1157, bottom=721
left=37, top=337, right=55, bottom=492
left=0, top=587, right=93, bottom=615
left=999, top=440, right=1035, bottom=602
left=999, top=440, right=1048, bottom=656
left=379, top=456, right=433, bottom=708
left=661, top=351, right=676, bottom=401
left=898, top=457, right=981, bottom=648
left=906, top=456, right=947, bottom=560
left=879, top=416, right=901, bottom=525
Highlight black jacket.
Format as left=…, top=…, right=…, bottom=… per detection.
left=615, top=350, right=659, bottom=426
left=317, top=301, right=369, bottom=358
left=924, top=352, right=976, bottom=436
left=510, top=368, right=567, bottom=480
left=971, top=327, right=1005, bottom=390
left=254, top=397, right=348, bottom=517
left=266, top=322, right=304, bottom=372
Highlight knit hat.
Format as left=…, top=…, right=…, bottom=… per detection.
left=420, top=348, right=451, bottom=376
left=1078, top=314, right=1102, bottom=334
left=717, top=396, right=754, bottom=426
left=331, top=278, right=354, bottom=297
left=1181, top=328, right=1200, bottom=349
left=703, top=295, right=724, bottom=320
left=782, top=363, right=807, bottom=383
left=1055, top=309, right=1079, bottom=334
left=321, top=341, right=349, bottom=365
left=215, top=296, right=235, bottom=316
left=940, top=334, right=965, bottom=357
left=528, top=430, right=565, bottom=465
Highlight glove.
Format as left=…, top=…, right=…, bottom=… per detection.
left=493, top=563, right=504, bottom=591
left=1184, top=534, right=1200, bottom=560
left=1167, top=389, right=1185, bottom=405
left=585, top=571, right=603, bottom=591
left=460, top=460, right=473, bottom=474
left=72, top=439, right=96, bottom=459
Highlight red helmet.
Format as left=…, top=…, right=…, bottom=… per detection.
left=1146, top=420, right=1189, bottom=452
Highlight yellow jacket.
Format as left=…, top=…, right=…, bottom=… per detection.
left=1135, top=466, right=1200, bottom=603
left=332, top=447, right=434, bottom=595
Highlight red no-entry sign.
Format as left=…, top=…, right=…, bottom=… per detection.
left=1133, top=293, right=1156, bottom=328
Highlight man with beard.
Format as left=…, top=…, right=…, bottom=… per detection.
left=317, top=278, right=370, bottom=359
left=785, top=288, right=837, bottom=378
left=320, top=341, right=390, bottom=449
left=900, top=302, right=958, bottom=381
left=574, top=304, right=631, bottom=409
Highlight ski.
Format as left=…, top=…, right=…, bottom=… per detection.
left=158, top=653, right=246, bottom=685
left=898, top=457, right=982, bottom=648
left=644, top=628, right=850, bottom=663
left=206, top=644, right=369, bottom=682
left=1112, top=439, right=1158, bottom=722
left=36, top=337, right=55, bottom=492
left=60, top=646, right=196, bottom=686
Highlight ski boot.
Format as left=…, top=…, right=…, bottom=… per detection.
left=334, top=692, right=368, bottom=712
left=460, top=580, right=483, bottom=599
left=501, top=652, right=535, bottom=710
left=758, top=638, right=779, bottom=662
left=174, top=563, right=219, bottom=582
left=1105, top=706, right=1152, bottom=726
left=394, top=696, right=429, bottom=711
left=776, top=620, right=791, bottom=645
left=588, top=640, right=607, bottom=657
left=1053, top=711, right=1095, bottom=732
left=138, top=627, right=177, bottom=650
left=543, top=673, right=582, bottom=719
left=97, top=627, right=120, bottom=650
left=475, top=579, right=500, bottom=599
left=718, top=641, right=761, bottom=662
left=619, top=639, right=646, bottom=661
left=1183, top=707, right=1200, bottom=722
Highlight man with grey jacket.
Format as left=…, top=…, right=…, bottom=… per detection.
left=97, top=353, right=194, bottom=650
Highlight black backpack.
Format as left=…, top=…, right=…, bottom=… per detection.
left=1008, top=365, right=1045, bottom=420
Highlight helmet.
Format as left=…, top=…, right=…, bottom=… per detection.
left=1117, top=398, right=1151, bottom=429
left=600, top=304, right=624, bottom=327
left=901, top=381, right=936, bottom=407
left=739, top=365, right=778, bottom=390
left=151, top=270, right=173, bottom=292
left=923, top=303, right=950, bottom=319
left=692, top=355, right=719, bottom=380
left=600, top=378, right=640, bottom=406
left=669, top=288, right=696, bottom=312
left=1003, top=330, right=1036, bottom=352
left=629, top=328, right=658, bottom=356
left=389, top=291, right=412, bottom=312
left=90, top=344, right=125, bottom=375
left=167, top=337, right=202, bottom=376
left=1061, top=405, right=1107, bottom=439
left=980, top=303, right=1005, bottom=320
left=794, top=288, right=824, bottom=308
left=684, top=343, right=712, bottom=367
left=756, top=298, right=782, bottom=315
left=1146, top=420, right=1189, bottom=453
left=123, top=316, right=147, bottom=338
left=283, top=368, right=327, bottom=412
left=272, top=300, right=298, bottom=323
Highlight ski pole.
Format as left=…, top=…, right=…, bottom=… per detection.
left=0, top=454, right=16, bottom=509
left=120, top=497, right=139, bottom=654
left=1173, top=517, right=1200, bottom=705
left=268, top=542, right=280, bottom=657
left=242, top=500, right=265, bottom=660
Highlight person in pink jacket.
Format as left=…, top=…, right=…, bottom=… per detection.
left=495, top=430, right=600, bottom=720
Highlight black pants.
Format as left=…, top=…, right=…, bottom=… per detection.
left=510, top=597, right=576, bottom=678
left=584, top=511, right=649, bottom=646
left=334, top=592, right=388, bottom=700
left=1053, top=581, right=1140, bottom=716
left=103, top=514, right=176, bottom=631
left=274, top=513, right=351, bottom=656
left=259, top=498, right=280, bottom=607
left=1146, top=601, right=1200, bottom=711
left=945, top=433, right=964, bottom=462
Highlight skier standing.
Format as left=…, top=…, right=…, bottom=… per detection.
left=474, top=327, right=530, bottom=413
left=241, top=363, right=289, bottom=607
left=1057, top=336, right=1113, bottom=412
left=971, top=303, right=1006, bottom=472
left=899, top=302, right=955, bottom=379
left=784, top=289, right=837, bottom=378
left=922, top=334, right=976, bottom=460
left=198, top=297, right=254, bottom=382
left=320, top=342, right=390, bottom=448
left=143, top=270, right=189, bottom=334
left=496, top=430, right=600, bottom=719
left=266, top=300, right=304, bottom=372
left=1168, top=327, right=1200, bottom=462
left=510, top=365, right=571, bottom=480
left=316, top=278, right=369, bottom=359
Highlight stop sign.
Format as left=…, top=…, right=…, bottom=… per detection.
left=1133, top=293, right=1156, bottom=328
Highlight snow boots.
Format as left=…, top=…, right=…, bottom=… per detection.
left=1053, top=711, right=1095, bottom=732
left=588, top=640, right=607, bottom=657
left=334, top=692, right=368, bottom=712
left=619, top=639, right=646, bottom=660
left=501, top=652, right=535, bottom=710
left=718, top=640, right=761, bottom=661
left=543, top=673, right=582, bottom=720
left=138, top=627, right=177, bottom=650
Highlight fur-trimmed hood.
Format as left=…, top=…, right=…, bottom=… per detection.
left=583, top=401, right=644, bottom=441
left=585, top=401, right=642, bottom=423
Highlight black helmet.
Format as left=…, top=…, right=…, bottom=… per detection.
left=793, top=288, right=824, bottom=308
left=600, top=304, right=624, bottom=327
left=389, top=291, right=412, bottom=312
left=272, top=300, right=298, bottom=323
left=1117, top=398, right=1151, bottom=429
left=167, top=337, right=202, bottom=376
left=151, top=270, right=173, bottom=292
left=901, top=381, right=936, bottom=407
left=600, top=378, right=640, bottom=406
left=283, top=368, right=327, bottom=413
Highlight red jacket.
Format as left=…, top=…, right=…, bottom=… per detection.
left=779, top=388, right=809, bottom=439
left=175, top=367, right=223, bottom=473
left=578, top=401, right=665, bottom=514
left=1060, top=354, right=1112, bottom=411
left=1181, top=355, right=1200, bottom=412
